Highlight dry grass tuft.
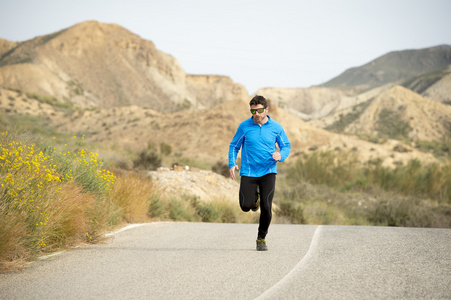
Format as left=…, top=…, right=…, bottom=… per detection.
left=43, top=181, right=97, bottom=248
left=109, top=172, right=157, bottom=223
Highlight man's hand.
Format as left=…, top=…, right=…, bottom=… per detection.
left=272, top=152, right=281, bottom=162
left=230, top=165, right=239, bottom=180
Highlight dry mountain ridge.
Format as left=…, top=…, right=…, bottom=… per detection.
left=258, top=45, right=451, bottom=128
left=322, top=45, right=451, bottom=91
left=256, top=84, right=396, bottom=121
left=0, top=21, right=248, bottom=111
left=404, top=66, right=451, bottom=104
left=343, top=86, right=451, bottom=142
left=45, top=92, right=436, bottom=168
left=310, top=86, right=451, bottom=144
left=0, top=39, right=19, bottom=57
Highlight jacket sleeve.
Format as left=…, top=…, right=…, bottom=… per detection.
left=277, top=127, right=291, bottom=162
left=228, top=124, right=245, bottom=169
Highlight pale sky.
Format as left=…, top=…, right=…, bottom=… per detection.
left=0, top=0, right=450, bottom=94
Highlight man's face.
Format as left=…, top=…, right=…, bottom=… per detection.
left=250, top=104, right=268, bottom=123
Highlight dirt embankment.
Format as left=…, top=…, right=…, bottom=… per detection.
left=147, top=168, right=239, bottom=203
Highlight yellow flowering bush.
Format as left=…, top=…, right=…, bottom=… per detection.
left=0, top=132, right=58, bottom=232
left=53, top=138, right=116, bottom=195
left=0, top=131, right=117, bottom=268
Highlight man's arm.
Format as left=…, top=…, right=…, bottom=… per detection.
left=228, top=124, right=245, bottom=179
left=276, top=128, right=291, bottom=162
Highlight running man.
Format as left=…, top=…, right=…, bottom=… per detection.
left=228, top=95, right=291, bottom=251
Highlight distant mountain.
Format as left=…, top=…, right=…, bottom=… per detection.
left=322, top=45, right=451, bottom=91
left=401, top=66, right=451, bottom=104
left=340, top=86, right=451, bottom=142
left=0, top=21, right=247, bottom=112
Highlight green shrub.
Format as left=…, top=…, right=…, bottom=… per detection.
left=159, top=142, right=172, bottom=156
left=68, top=80, right=84, bottom=96
left=133, top=142, right=162, bottom=171
left=212, top=161, right=229, bottom=177
left=218, top=204, right=237, bottom=223
left=168, top=197, right=195, bottom=221
left=25, top=92, right=73, bottom=110
left=376, top=108, right=412, bottom=139
left=415, top=140, right=450, bottom=158
left=194, top=201, right=219, bottom=222
left=148, top=194, right=165, bottom=218
left=187, top=194, right=219, bottom=222
left=274, top=200, right=305, bottom=224
left=368, top=197, right=411, bottom=226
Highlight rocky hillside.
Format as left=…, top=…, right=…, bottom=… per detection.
left=1, top=87, right=435, bottom=169
left=0, top=21, right=247, bottom=111
left=341, top=86, right=451, bottom=142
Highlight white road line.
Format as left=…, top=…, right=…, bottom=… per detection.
left=38, top=223, right=157, bottom=260
left=38, top=251, right=65, bottom=260
left=104, top=223, right=148, bottom=237
left=255, top=225, right=323, bottom=300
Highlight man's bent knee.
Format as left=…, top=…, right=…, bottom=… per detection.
left=240, top=198, right=253, bottom=212
left=240, top=202, right=252, bottom=212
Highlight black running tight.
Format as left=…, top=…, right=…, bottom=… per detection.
left=239, top=173, right=276, bottom=239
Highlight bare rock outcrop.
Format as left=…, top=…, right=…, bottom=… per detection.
left=0, top=21, right=248, bottom=111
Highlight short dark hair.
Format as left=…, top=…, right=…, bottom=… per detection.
left=249, top=95, right=268, bottom=108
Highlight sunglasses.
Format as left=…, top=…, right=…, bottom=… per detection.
left=250, top=108, right=266, bottom=114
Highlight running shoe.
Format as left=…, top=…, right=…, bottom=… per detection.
left=256, top=238, right=268, bottom=251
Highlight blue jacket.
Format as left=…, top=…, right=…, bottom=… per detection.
left=228, top=116, right=291, bottom=177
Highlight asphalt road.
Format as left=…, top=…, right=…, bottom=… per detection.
left=0, top=222, right=450, bottom=299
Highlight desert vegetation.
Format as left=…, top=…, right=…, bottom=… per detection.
left=26, top=92, right=73, bottom=111
left=325, top=101, right=371, bottom=133
left=274, top=151, right=451, bottom=227
left=0, top=130, right=253, bottom=271
left=415, top=139, right=451, bottom=158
